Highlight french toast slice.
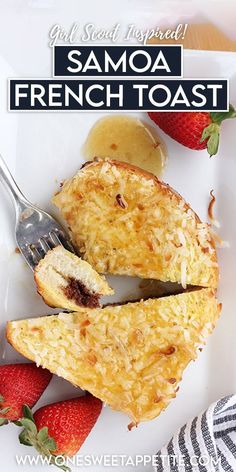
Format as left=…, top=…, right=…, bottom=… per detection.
left=34, top=246, right=114, bottom=310
left=52, top=159, right=218, bottom=288
left=6, top=288, right=221, bottom=423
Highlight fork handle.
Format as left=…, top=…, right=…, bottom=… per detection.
left=0, top=154, right=28, bottom=212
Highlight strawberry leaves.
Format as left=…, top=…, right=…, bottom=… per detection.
left=19, top=428, right=35, bottom=446
left=0, top=394, right=11, bottom=426
left=22, top=404, right=35, bottom=422
left=200, top=123, right=220, bottom=157
left=201, top=104, right=236, bottom=156
left=210, top=104, right=236, bottom=125
left=0, top=417, right=9, bottom=426
left=17, top=405, right=70, bottom=472
left=37, top=427, right=57, bottom=450
left=20, top=417, right=38, bottom=435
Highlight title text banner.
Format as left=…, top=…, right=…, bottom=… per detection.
left=9, top=79, right=228, bottom=111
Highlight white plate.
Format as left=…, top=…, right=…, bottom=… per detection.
left=1, top=3, right=236, bottom=471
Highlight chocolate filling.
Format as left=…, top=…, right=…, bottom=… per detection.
left=63, top=278, right=100, bottom=308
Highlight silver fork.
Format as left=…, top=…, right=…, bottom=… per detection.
left=0, top=154, right=74, bottom=270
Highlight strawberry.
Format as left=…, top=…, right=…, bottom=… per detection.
left=148, top=105, right=236, bottom=156
left=18, top=395, right=102, bottom=470
left=0, top=363, right=52, bottom=426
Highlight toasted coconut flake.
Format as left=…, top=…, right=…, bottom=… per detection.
left=128, top=421, right=138, bottom=431
left=177, top=228, right=186, bottom=247
left=168, top=378, right=177, bottom=384
left=86, top=351, right=97, bottom=366
left=153, top=395, right=162, bottom=404
left=116, top=194, right=128, bottom=209
left=208, top=190, right=220, bottom=228
left=160, top=346, right=176, bottom=356
left=181, top=259, right=187, bottom=289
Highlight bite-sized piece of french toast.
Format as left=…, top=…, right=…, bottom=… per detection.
left=34, top=245, right=114, bottom=310
left=7, top=288, right=221, bottom=424
left=52, top=159, right=218, bottom=288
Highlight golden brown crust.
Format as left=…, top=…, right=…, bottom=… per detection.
left=53, top=158, right=218, bottom=288
left=6, top=289, right=221, bottom=423
left=80, top=158, right=200, bottom=210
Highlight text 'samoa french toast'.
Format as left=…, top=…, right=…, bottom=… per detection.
left=53, top=159, right=218, bottom=288
left=7, top=289, right=221, bottom=424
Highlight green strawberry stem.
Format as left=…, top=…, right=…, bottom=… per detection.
left=210, top=104, right=236, bottom=125
left=0, top=393, right=20, bottom=426
left=0, top=418, right=9, bottom=426
left=201, top=104, right=236, bottom=157
left=0, top=394, right=11, bottom=426
left=18, top=405, right=70, bottom=472
left=200, top=123, right=220, bottom=157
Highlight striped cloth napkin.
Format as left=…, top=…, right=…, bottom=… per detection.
left=155, top=395, right=236, bottom=472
